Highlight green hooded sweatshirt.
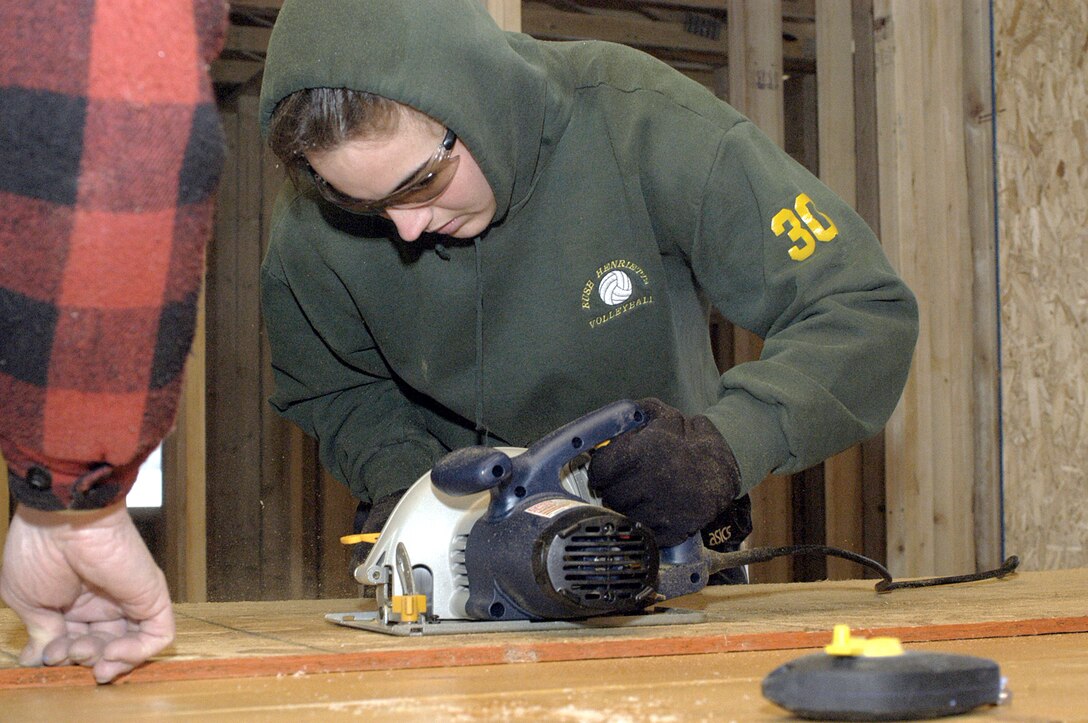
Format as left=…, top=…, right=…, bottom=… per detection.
left=257, top=0, right=918, bottom=505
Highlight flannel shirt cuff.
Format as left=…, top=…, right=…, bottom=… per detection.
left=6, top=457, right=139, bottom=511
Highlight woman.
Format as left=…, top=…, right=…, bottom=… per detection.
left=257, top=0, right=918, bottom=577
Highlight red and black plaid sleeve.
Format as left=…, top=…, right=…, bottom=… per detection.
left=0, top=0, right=227, bottom=510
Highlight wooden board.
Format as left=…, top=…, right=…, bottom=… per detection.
left=726, top=0, right=795, bottom=585
left=1, top=568, right=1084, bottom=689
left=816, top=0, right=865, bottom=579
left=962, top=0, right=1001, bottom=573
left=874, top=0, right=978, bottom=578
left=1, top=632, right=1084, bottom=720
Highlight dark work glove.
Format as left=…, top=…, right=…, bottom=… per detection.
left=349, top=490, right=406, bottom=578
left=702, top=494, right=753, bottom=585
left=587, top=398, right=742, bottom=547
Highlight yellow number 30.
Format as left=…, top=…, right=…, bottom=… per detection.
left=771, top=193, right=839, bottom=261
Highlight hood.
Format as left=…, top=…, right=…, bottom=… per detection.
left=259, top=0, right=570, bottom=220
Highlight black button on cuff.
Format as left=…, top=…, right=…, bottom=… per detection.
left=7, top=469, right=64, bottom=511
left=27, top=466, right=52, bottom=490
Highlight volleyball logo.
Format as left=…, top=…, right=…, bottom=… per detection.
left=598, top=270, right=633, bottom=305
left=583, top=259, right=654, bottom=329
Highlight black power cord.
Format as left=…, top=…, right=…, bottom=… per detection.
left=876, top=555, right=1020, bottom=592
left=706, top=545, right=1020, bottom=593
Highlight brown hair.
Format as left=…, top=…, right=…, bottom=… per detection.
left=266, top=88, right=433, bottom=187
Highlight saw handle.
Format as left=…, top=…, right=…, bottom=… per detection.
left=431, top=400, right=647, bottom=518
left=431, top=447, right=513, bottom=496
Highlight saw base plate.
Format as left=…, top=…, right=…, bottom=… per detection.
left=326, top=606, right=706, bottom=636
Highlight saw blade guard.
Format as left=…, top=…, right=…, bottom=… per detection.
left=355, top=447, right=605, bottom=620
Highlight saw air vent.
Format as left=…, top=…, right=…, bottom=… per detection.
left=451, top=534, right=470, bottom=590
left=547, top=514, right=658, bottom=610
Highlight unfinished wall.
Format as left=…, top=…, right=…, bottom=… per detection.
left=995, top=1, right=1088, bottom=570
left=875, top=0, right=978, bottom=578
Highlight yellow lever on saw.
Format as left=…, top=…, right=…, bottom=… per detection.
left=391, top=594, right=428, bottom=622
left=339, top=532, right=381, bottom=546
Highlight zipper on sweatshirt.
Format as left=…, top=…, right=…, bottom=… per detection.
left=473, top=236, right=489, bottom=445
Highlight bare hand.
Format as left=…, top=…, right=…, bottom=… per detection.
left=0, top=502, right=174, bottom=683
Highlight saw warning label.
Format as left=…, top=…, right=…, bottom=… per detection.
left=525, top=499, right=588, bottom=519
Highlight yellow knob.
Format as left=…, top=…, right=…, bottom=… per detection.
left=825, top=624, right=903, bottom=657
left=391, top=594, right=429, bottom=622
left=862, top=636, right=906, bottom=657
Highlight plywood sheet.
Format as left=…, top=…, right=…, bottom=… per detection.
left=1, top=568, right=1083, bottom=689
left=995, top=0, right=1088, bottom=572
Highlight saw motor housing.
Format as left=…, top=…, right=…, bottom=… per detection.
left=460, top=491, right=660, bottom=620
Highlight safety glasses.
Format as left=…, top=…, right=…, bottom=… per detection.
left=308, top=128, right=460, bottom=215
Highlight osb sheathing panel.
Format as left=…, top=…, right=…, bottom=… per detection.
left=995, top=1, right=1088, bottom=570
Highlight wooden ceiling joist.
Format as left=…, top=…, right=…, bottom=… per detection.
left=214, top=1, right=816, bottom=88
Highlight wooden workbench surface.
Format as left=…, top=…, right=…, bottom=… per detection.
left=1, top=566, right=1084, bottom=692
left=2, top=632, right=1085, bottom=720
